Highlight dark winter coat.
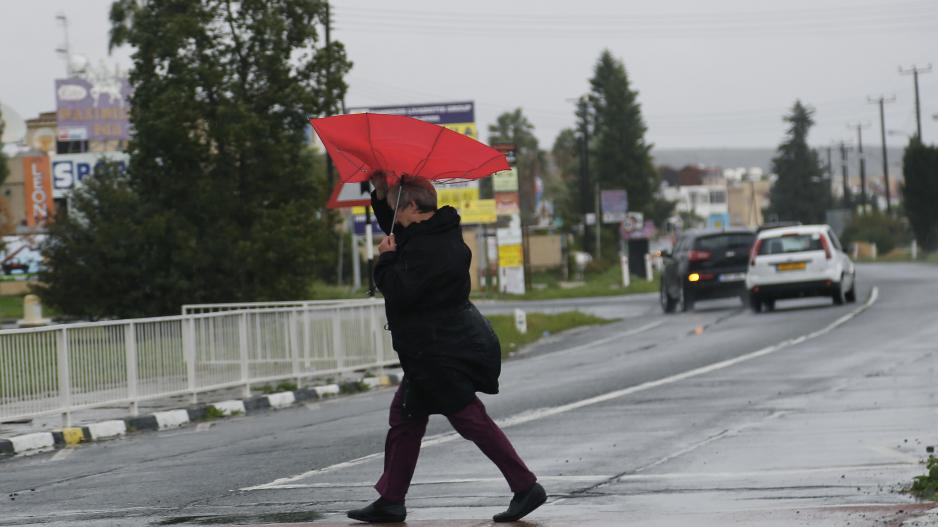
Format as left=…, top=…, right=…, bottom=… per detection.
left=372, top=191, right=501, bottom=416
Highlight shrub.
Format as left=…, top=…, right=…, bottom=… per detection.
left=841, top=212, right=910, bottom=255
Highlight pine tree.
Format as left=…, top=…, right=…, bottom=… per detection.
left=38, top=0, right=351, bottom=318
left=767, top=101, right=831, bottom=223
left=588, top=50, right=657, bottom=216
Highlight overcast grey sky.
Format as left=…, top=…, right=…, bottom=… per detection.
left=2, top=0, right=936, bottom=151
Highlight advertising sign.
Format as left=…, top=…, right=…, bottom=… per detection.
left=22, top=157, right=54, bottom=228
left=51, top=152, right=129, bottom=198
left=498, top=244, right=523, bottom=267
left=0, top=235, right=46, bottom=279
left=55, top=77, right=132, bottom=142
left=494, top=192, right=520, bottom=215
left=707, top=212, right=730, bottom=229
left=492, top=168, right=519, bottom=192
left=601, top=189, right=628, bottom=224
left=347, top=101, right=476, bottom=139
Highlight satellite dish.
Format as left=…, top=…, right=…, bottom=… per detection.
left=0, top=101, right=27, bottom=144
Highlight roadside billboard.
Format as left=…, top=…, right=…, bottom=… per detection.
left=346, top=101, right=477, bottom=139
left=55, top=77, right=132, bottom=142
left=51, top=152, right=130, bottom=198
left=21, top=157, right=54, bottom=228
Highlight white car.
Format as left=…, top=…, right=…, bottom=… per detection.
left=746, top=224, right=856, bottom=312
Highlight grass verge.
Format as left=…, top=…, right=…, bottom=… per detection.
left=909, top=456, right=938, bottom=500
left=474, top=266, right=659, bottom=301
left=486, top=311, right=617, bottom=358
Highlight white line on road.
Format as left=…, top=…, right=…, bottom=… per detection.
left=243, top=288, right=878, bottom=491
left=49, top=448, right=74, bottom=462
left=263, top=475, right=614, bottom=490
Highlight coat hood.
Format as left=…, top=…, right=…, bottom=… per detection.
left=397, top=206, right=461, bottom=243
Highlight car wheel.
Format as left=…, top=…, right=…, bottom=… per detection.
left=660, top=283, right=676, bottom=314
left=845, top=276, right=857, bottom=303
left=832, top=279, right=846, bottom=305
left=679, top=287, right=695, bottom=312
left=764, top=299, right=776, bottom=311
left=750, top=294, right=763, bottom=313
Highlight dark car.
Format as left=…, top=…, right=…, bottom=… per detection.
left=660, top=228, right=756, bottom=312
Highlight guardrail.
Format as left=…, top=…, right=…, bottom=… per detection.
left=0, top=300, right=395, bottom=426
left=181, top=299, right=374, bottom=315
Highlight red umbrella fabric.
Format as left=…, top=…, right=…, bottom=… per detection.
left=309, top=113, right=509, bottom=183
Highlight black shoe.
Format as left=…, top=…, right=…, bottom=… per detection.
left=347, top=497, right=406, bottom=523
left=493, top=482, right=547, bottom=522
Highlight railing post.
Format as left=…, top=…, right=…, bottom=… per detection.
left=331, top=309, right=345, bottom=372
left=57, top=328, right=72, bottom=428
left=183, top=318, right=197, bottom=404
left=239, top=313, right=250, bottom=398
left=290, top=310, right=301, bottom=386
left=125, top=323, right=139, bottom=416
left=370, top=303, right=385, bottom=374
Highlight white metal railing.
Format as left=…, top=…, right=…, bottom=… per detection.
left=181, top=299, right=375, bottom=315
left=0, top=300, right=396, bottom=426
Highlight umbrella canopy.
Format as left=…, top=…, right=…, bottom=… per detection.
left=309, top=113, right=509, bottom=184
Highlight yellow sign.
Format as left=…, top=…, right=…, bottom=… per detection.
left=437, top=186, right=480, bottom=206
left=498, top=244, right=524, bottom=267
left=459, top=199, right=497, bottom=224
left=442, top=122, right=478, bottom=139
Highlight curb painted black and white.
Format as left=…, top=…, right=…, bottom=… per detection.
left=0, top=372, right=401, bottom=458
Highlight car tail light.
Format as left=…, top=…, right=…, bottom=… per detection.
left=749, top=239, right=763, bottom=266
left=688, top=250, right=711, bottom=262
left=820, top=235, right=832, bottom=259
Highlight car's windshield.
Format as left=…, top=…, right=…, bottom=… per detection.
left=757, top=233, right=823, bottom=255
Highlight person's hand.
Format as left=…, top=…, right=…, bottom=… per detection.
left=378, top=234, right=396, bottom=254
left=370, top=172, right=388, bottom=199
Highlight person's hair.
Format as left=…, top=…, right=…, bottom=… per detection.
left=388, top=175, right=437, bottom=212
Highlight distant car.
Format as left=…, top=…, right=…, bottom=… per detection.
left=2, top=260, right=28, bottom=275
left=746, top=224, right=856, bottom=313
left=660, top=228, right=756, bottom=313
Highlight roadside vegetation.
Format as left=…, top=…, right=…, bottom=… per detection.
left=485, top=311, right=617, bottom=358
left=475, top=266, right=659, bottom=301
left=909, top=456, right=938, bottom=500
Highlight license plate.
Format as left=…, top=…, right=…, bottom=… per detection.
left=776, top=262, right=806, bottom=272
left=719, top=273, right=746, bottom=282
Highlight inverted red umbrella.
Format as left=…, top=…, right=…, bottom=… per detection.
left=309, top=113, right=509, bottom=184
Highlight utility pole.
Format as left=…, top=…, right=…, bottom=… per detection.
left=576, top=98, right=593, bottom=255
left=839, top=141, right=851, bottom=208
left=868, top=95, right=896, bottom=213
left=899, top=64, right=932, bottom=140
left=847, top=123, right=871, bottom=212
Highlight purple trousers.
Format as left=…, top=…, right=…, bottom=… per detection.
left=375, top=385, right=537, bottom=502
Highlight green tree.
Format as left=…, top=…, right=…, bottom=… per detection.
left=39, top=0, right=351, bottom=318
left=549, top=127, right=581, bottom=226
left=901, top=138, right=938, bottom=251
left=487, top=108, right=545, bottom=218
left=767, top=101, right=831, bottom=223
left=587, top=50, right=657, bottom=216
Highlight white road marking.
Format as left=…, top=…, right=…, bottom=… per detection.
left=243, top=288, right=878, bottom=492
left=49, top=448, right=75, bottom=462
left=265, top=475, right=613, bottom=490
left=195, top=422, right=213, bottom=432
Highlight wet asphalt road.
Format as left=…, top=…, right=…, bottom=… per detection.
left=1, top=263, right=936, bottom=526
